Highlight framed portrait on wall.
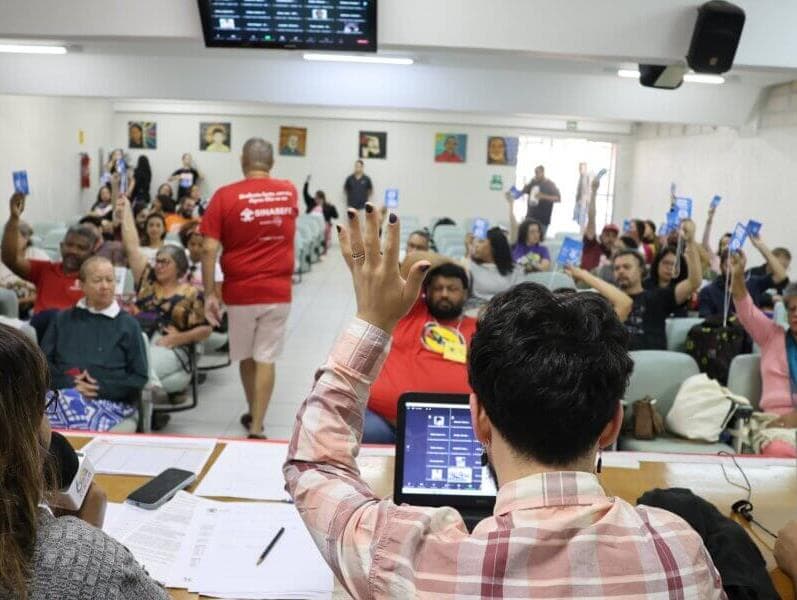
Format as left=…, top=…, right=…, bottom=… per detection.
left=435, top=133, right=467, bottom=163
left=486, top=136, right=519, bottom=166
left=128, top=121, right=157, bottom=149
left=199, top=122, right=231, bottom=152
left=359, top=131, right=387, bottom=159
left=279, top=126, right=307, bottom=156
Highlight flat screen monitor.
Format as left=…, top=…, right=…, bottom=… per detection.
left=198, top=1, right=377, bottom=52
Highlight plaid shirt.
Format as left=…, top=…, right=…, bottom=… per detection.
left=284, top=319, right=726, bottom=599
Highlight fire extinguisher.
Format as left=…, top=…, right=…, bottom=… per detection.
left=80, top=153, right=90, bottom=189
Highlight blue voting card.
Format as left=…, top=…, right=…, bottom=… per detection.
left=557, top=237, right=584, bottom=267
left=710, top=195, right=722, bottom=209
left=12, top=171, right=29, bottom=194
left=673, top=197, right=692, bottom=221
left=623, top=219, right=632, bottom=233
left=508, top=185, right=523, bottom=200
left=746, top=219, right=762, bottom=237
left=665, top=209, right=680, bottom=234
left=658, top=222, right=669, bottom=237
left=472, top=218, right=489, bottom=240
left=729, top=222, right=748, bottom=253
left=384, top=188, right=399, bottom=209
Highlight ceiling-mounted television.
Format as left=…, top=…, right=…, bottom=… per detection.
left=198, top=1, right=377, bottom=52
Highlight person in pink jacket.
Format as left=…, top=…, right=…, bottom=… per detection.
left=730, top=252, right=797, bottom=456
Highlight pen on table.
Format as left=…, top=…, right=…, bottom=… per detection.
left=256, top=526, right=285, bottom=566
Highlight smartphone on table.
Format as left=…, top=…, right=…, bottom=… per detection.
left=126, top=468, right=196, bottom=510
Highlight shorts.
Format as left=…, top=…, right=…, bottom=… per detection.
left=227, top=303, right=291, bottom=363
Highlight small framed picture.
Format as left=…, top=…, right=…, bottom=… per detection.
left=199, top=122, right=231, bottom=152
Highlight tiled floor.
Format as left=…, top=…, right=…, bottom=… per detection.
left=161, top=247, right=355, bottom=440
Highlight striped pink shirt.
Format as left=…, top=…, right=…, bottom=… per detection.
left=284, top=319, right=726, bottom=599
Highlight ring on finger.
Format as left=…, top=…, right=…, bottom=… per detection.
left=351, top=251, right=366, bottom=262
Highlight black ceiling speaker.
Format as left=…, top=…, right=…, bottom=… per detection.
left=687, top=1, right=745, bottom=74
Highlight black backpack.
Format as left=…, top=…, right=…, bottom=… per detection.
left=685, top=316, right=746, bottom=385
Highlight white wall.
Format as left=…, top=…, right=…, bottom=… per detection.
left=0, top=95, right=112, bottom=223
left=628, top=83, right=797, bottom=252
left=111, top=103, right=632, bottom=228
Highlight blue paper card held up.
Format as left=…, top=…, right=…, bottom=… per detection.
left=658, top=223, right=669, bottom=237
left=673, top=197, right=692, bottom=221
left=472, top=218, right=489, bottom=240
left=665, top=209, right=680, bottom=234
left=509, top=186, right=523, bottom=200
left=384, top=188, right=399, bottom=209
left=623, top=219, right=632, bottom=233
left=729, top=222, right=748, bottom=254
left=746, top=219, right=762, bottom=237
left=557, top=237, right=584, bottom=268
left=710, top=195, right=722, bottom=209
left=12, top=171, right=29, bottom=194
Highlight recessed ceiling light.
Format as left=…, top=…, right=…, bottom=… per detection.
left=617, top=68, right=724, bottom=85
left=303, top=53, right=413, bottom=65
left=0, top=43, right=67, bottom=55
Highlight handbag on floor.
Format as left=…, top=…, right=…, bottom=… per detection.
left=666, top=373, right=750, bottom=442
left=631, top=397, right=665, bottom=440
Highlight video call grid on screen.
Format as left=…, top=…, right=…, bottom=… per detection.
left=401, top=403, right=497, bottom=497
left=200, top=0, right=377, bottom=51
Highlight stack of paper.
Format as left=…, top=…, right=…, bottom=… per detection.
left=104, top=493, right=333, bottom=599
left=194, top=441, right=290, bottom=501
left=82, top=435, right=216, bottom=476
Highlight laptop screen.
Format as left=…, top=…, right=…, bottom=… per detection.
left=400, top=401, right=497, bottom=497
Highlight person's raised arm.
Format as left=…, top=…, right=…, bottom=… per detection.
left=750, top=234, right=788, bottom=285
left=202, top=236, right=222, bottom=328
left=303, top=176, right=314, bottom=213
left=729, top=251, right=781, bottom=348
left=702, top=203, right=716, bottom=256
left=115, top=188, right=147, bottom=284
left=674, top=219, right=702, bottom=305
left=1, top=193, right=31, bottom=279
left=565, top=265, right=633, bottom=321
left=283, top=205, right=432, bottom=598
left=507, top=195, right=519, bottom=244
left=585, top=177, right=599, bottom=241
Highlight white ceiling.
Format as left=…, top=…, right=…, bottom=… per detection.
left=0, top=0, right=795, bottom=127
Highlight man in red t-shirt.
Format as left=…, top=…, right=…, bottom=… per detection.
left=580, top=176, right=619, bottom=272
left=201, top=138, right=298, bottom=439
left=2, top=193, right=96, bottom=339
left=364, top=261, right=476, bottom=443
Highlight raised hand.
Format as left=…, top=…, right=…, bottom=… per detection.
left=9, top=192, right=25, bottom=219
left=338, top=203, right=430, bottom=333
left=729, top=251, right=746, bottom=278
left=680, top=218, right=696, bottom=242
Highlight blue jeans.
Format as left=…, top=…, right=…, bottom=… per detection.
left=362, top=409, right=396, bottom=444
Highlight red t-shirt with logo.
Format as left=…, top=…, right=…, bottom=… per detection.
left=368, top=298, right=477, bottom=423
left=27, top=260, right=83, bottom=313
left=201, top=177, right=298, bottom=305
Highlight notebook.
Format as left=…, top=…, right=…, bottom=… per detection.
left=394, top=393, right=497, bottom=532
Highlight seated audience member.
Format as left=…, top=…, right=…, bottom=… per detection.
left=2, top=193, right=96, bottom=340
left=0, top=324, right=168, bottom=599
left=463, top=226, right=522, bottom=310
left=405, top=230, right=431, bottom=255
left=179, top=221, right=223, bottom=295
left=303, top=176, right=339, bottom=251
left=644, top=246, right=689, bottom=317
left=595, top=235, right=639, bottom=284
left=627, top=219, right=655, bottom=264
left=118, top=194, right=211, bottom=396
left=776, top=521, right=797, bottom=596
left=508, top=199, right=551, bottom=272
left=608, top=219, right=701, bottom=350
left=79, top=215, right=127, bottom=267
left=140, top=212, right=167, bottom=265
left=581, top=178, right=619, bottom=271
left=729, top=252, right=797, bottom=457
left=699, top=234, right=788, bottom=318
left=41, top=257, right=148, bottom=431
left=90, top=185, right=114, bottom=219
left=365, top=260, right=476, bottom=443
left=165, top=196, right=199, bottom=234
left=283, top=209, right=725, bottom=599
left=747, top=246, right=791, bottom=300
left=153, top=183, right=175, bottom=214
left=0, top=220, right=48, bottom=318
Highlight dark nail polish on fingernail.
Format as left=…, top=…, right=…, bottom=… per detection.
left=336, top=225, right=342, bottom=233
left=389, top=213, right=397, bottom=224
left=420, top=264, right=430, bottom=272
left=365, top=204, right=373, bottom=213
left=347, top=210, right=355, bottom=219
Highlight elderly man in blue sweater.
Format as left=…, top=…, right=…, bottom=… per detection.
left=42, top=256, right=148, bottom=431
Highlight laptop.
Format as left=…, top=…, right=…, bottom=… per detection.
left=394, top=393, right=497, bottom=532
